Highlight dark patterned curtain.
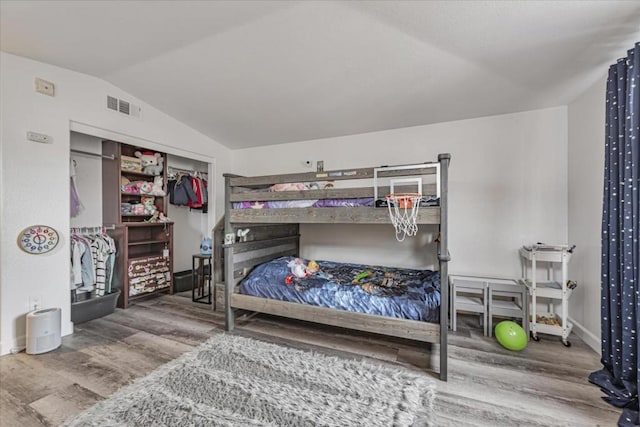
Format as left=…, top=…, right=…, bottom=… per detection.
left=589, top=42, right=640, bottom=427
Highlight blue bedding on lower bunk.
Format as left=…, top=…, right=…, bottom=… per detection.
left=239, top=256, right=441, bottom=322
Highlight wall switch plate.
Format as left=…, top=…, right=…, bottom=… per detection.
left=27, top=131, right=51, bottom=144
left=35, top=78, right=55, bottom=96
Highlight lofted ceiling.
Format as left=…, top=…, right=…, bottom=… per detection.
left=1, top=1, right=639, bottom=149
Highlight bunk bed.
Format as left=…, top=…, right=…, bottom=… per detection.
left=222, top=154, right=451, bottom=381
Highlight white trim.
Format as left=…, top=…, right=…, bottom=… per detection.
left=69, top=120, right=215, bottom=164
left=1, top=334, right=26, bottom=355
left=568, top=316, right=600, bottom=355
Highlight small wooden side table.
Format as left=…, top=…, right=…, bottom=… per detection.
left=192, top=254, right=213, bottom=306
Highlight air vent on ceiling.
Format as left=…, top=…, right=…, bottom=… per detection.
left=106, top=95, right=141, bottom=119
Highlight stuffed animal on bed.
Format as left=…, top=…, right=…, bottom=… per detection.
left=287, top=258, right=309, bottom=279
left=307, top=182, right=335, bottom=190
left=285, top=259, right=324, bottom=285
left=134, top=151, right=164, bottom=176
left=270, top=182, right=307, bottom=192
left=307, top=260, right=319, bottom=274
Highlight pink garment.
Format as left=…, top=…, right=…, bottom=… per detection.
left=70, top=159, right=84, bottom=217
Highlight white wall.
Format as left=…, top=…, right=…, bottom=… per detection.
left=0, top=52, right=231, bottom=355
left=70, top=132, right=103, bottom=227
left=167, top=154, right=210, bottom=273
left=567, top=77, right=606, bottom=352
left=233, top=107, right=569, bottom=275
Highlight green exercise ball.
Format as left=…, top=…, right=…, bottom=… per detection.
left=495, top=320, right=528, bottom=351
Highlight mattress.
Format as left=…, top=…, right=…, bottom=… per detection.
left=239, top=256, right=440, bottom=322
left=232, top=198, right=374, bottom=209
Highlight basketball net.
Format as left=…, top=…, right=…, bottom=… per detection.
left=386, top=193, right=421, bottom=242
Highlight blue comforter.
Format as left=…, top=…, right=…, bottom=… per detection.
left=239, top=257, right=440, bottom=322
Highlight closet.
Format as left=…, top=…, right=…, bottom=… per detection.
left=165, top=155, right=210, bottom=295
left=70, top=132, right=212, bottom=316
left=70, top=133, right=121, bottom=322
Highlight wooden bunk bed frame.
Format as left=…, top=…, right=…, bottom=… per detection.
left=223, top=153, right=451, bottom=381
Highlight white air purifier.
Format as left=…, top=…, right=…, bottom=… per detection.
left=26, top=308, right=61, bottom=355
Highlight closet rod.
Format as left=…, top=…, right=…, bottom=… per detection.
left=71, top=149, right=115, bottom=160
left=168, top=166, right=208, bottom=176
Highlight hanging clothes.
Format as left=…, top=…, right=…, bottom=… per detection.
left=70, top=228, right=117, bottom=298
left=167, top=169, right=208, bottom=212
left=168, top=174, right=198, bottom=206
left=70, top=159, right=84, bottom=217
left=188, top=175, right=203, bottom=209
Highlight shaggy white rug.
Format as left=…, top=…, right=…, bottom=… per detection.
left=66, top=334, right=435, bottom=426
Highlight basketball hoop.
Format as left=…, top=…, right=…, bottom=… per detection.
left=386, top=193, right=421, bottom=242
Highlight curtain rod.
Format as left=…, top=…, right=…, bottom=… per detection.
left=71, top=149, right=115, bottom=160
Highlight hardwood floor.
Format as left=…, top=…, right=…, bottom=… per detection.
left=0, top=293, right=617, bottom=426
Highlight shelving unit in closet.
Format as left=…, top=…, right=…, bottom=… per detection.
left=102, top=141, right=174, bottom=308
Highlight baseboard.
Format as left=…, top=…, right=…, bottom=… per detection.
left=1, top=322, right=73, bottom=356
left=569, top=316, right=600, bottom=355
left=0, top=334, right=26, bottom=356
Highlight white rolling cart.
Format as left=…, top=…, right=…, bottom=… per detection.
left=520, top=244, right=575, bottom=347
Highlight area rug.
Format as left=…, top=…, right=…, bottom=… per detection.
left=66, top=334, right=436, bottom=426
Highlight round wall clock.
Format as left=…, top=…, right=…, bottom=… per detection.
left=18, top=225, right=60, bottom=254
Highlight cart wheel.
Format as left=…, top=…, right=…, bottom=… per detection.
left=562, top=340, right=571, bottom=348
left=530, top=332, right=540, bottom=342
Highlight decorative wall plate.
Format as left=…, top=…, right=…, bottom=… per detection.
left=18, top=225, right=60, bottom=254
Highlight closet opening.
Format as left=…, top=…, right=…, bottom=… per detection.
left=69, top=129, right=215, bottom=322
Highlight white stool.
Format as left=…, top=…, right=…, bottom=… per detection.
left=488, top=280, right=529, bottom=338
left=449, top=276, right=488, bottom=336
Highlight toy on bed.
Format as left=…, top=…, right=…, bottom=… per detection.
left=269, top=182, right=334, bottom=192
left=286, top=258, right=309, bottom=280
left=308, top=182, right=335, bottom=190
left=134, top=151, right=164, bottom=176
left=284, top=258, right=334, bottom=291
left=270, top=183, right=306, bottom=192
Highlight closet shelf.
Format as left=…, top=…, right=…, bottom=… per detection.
left=119, top=222, right=175, bottom=227
left=121, top=192, right=166, bottom=197
left=122, top=214, right=153, bottom=217
left=128, top=239, right=170, bottom=246
left=121, top=171, right=160, bottom=178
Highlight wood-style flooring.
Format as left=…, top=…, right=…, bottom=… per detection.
left=0, top=293, right=617, bottom=426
